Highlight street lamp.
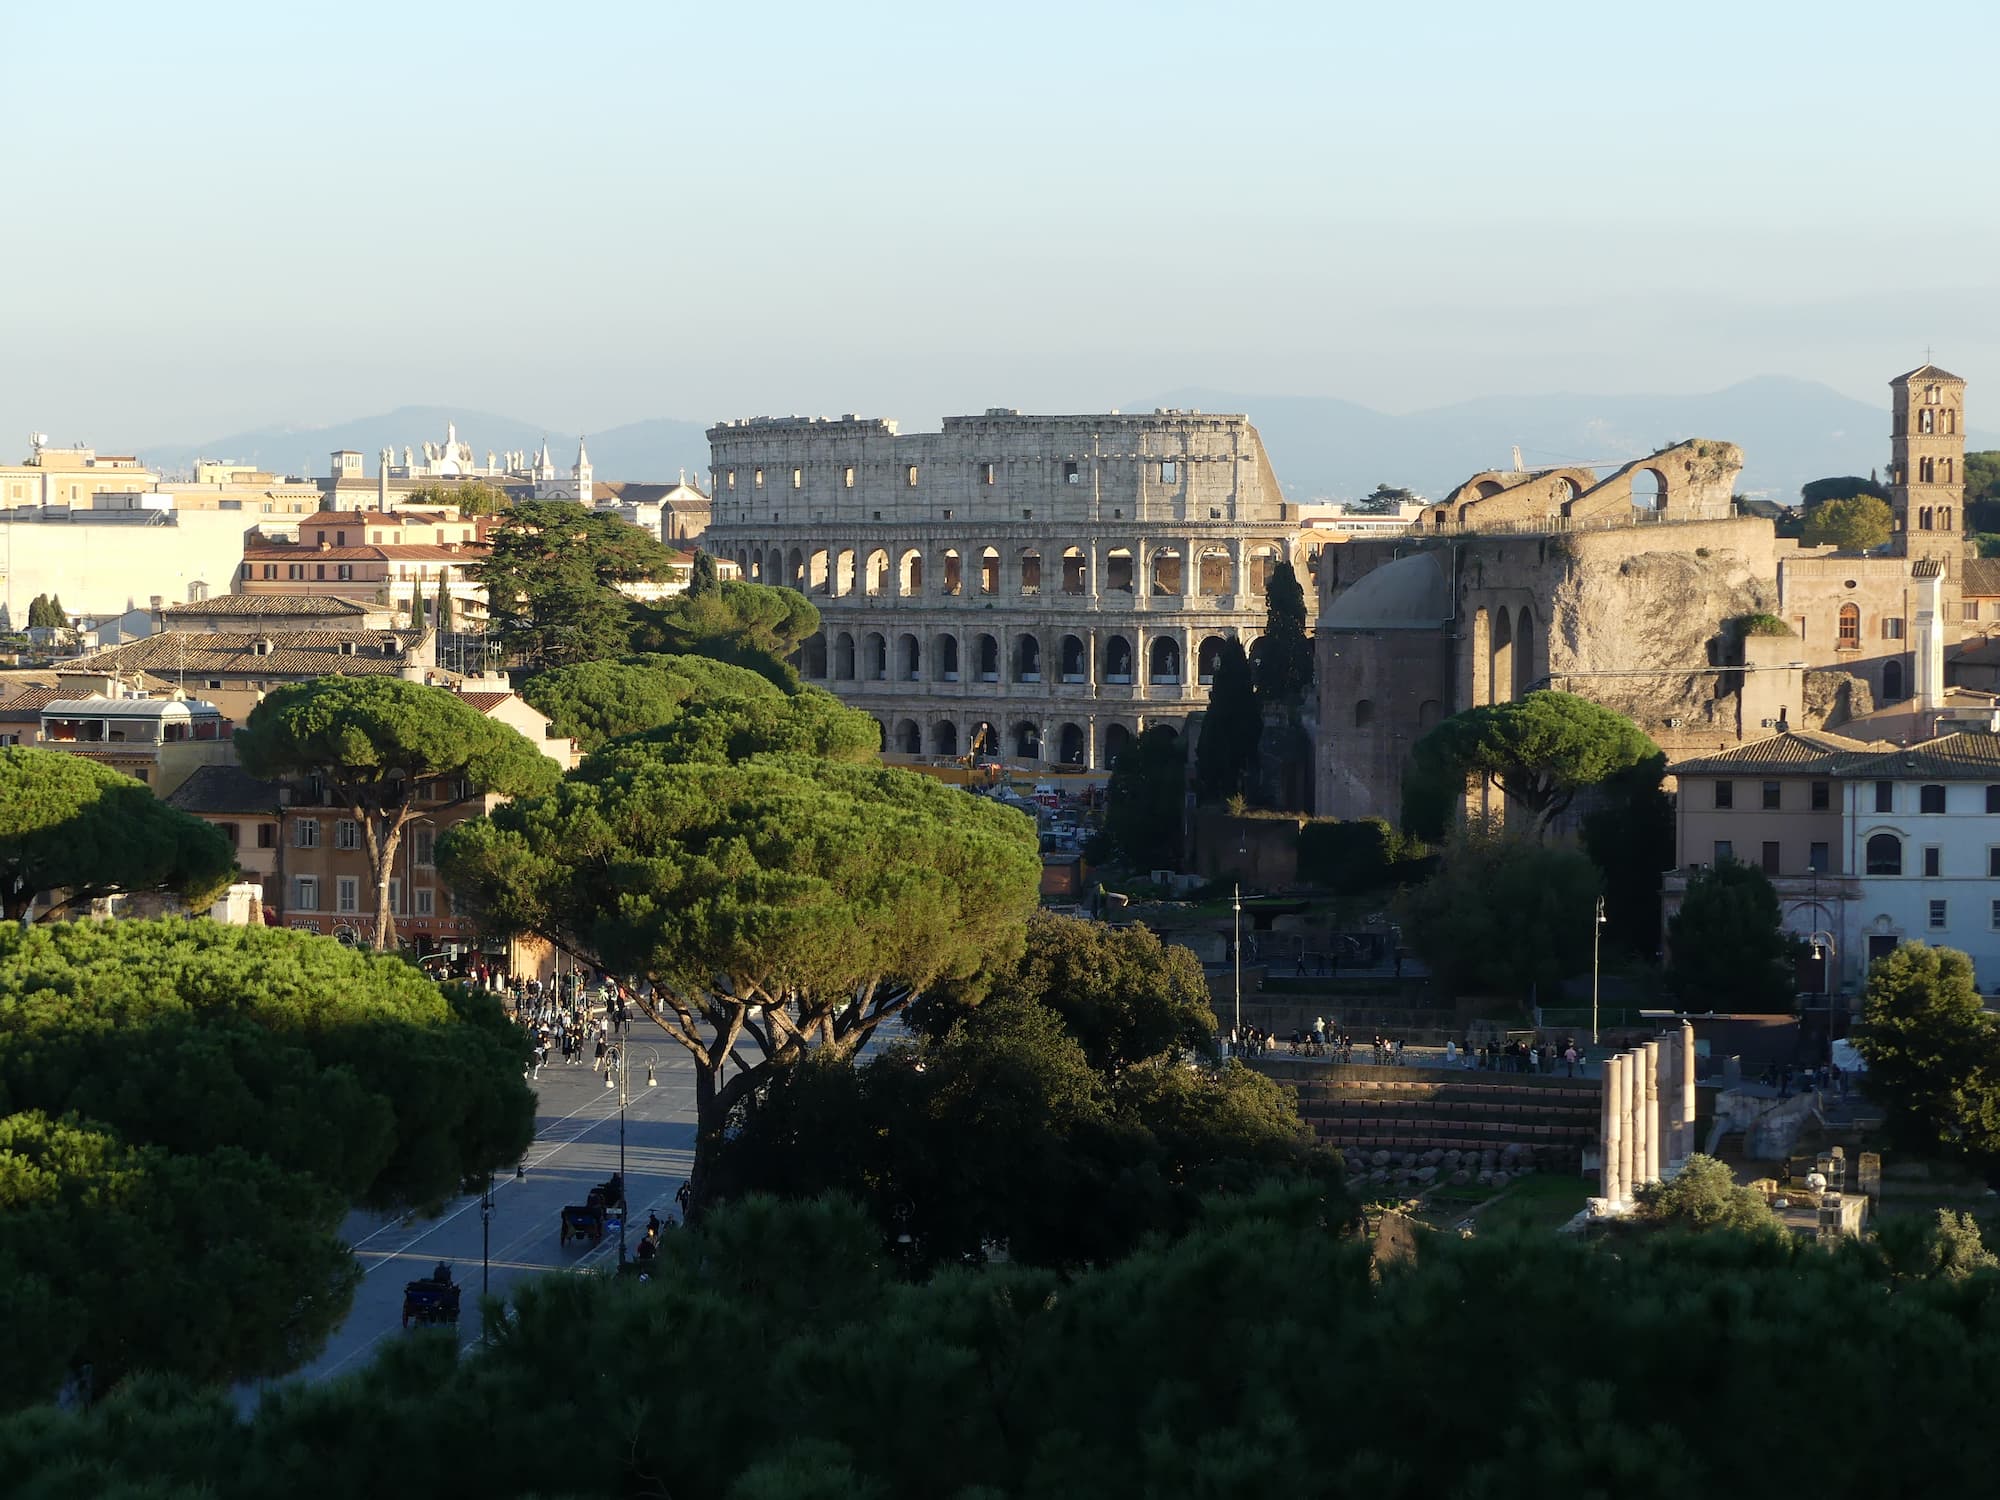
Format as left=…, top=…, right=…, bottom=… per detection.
left=1232, top=881, right=1243, bottom=1050
left=1590, top=895, right=1607, bottom=1045
left=604, top=1042, right=659, bottom=1262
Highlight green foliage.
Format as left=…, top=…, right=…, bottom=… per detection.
left=1101, top=723, right=1185, bottom=870
left=1249, top=560, right=1313, bottom=705
left=1398, top=823, right=1601, bottom=1000
left=915, top=911, right=1216, bottom=1076
left=434, top=571, right=452, bottom=633
left=402, top=480, right=509, bottom=516
left=688, top=547, right=720, bottom=596
left=1800, top=473, right=1891, bottom=507
left=1802, top=494, right=1894, bottom=552
left=1402, top=690, right=1659, bottom=840
left=1733, top=612, right=1793, bottom=639
left=1294, top=817, right=1430, bottom=900
left=1854, top=944, right=2000, bottom=1169
left=0, top=920, right=530, bottom=1405
left=1636, top=1153, right=1780, bottom=1235
left=472, top=500, right=680, bottom=670
left=1961, top=450, right=2000, bottom=506
left=1666, top=859, right=1799, bottom=1012
left=1875, top=1208, right=2000, bottom=1280
left=630, top=578, right=819, bottom=691
left=19, top=1192, right=2000, bottom=1499
left=440, top=754, right=1040, bottom=1202
left=1580, top=753, right=1674, bottom=956
left=237, top=676, right=558, bottom=946
left=1349, top=483, right=1418, bottom=515
left=25, top=595, right=61, bottom=631
left=1192, top=637, right=1257, bottom=803
left=0, top=747, right=235, bottom=922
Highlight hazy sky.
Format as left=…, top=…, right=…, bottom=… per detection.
left=6, top=0, right=1997, bottom=448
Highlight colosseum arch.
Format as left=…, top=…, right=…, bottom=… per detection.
left=1148, top=636, right=1181, bottom=683
left=1061, top=547, right=1089, bottom=595
left=894, top=719, right=922, bottom=755
left=1197, top=634, right=1230, bottom=685
left=937, top=632, right=961, bottom=682
left=862, top=631, right=887, bottom=681
left=1104, top=547, right=1135, bottom=593
left=1060, top=634, right=1087, bottom=682
left=808, top=548, right=830, bottom=592
left=1196, top=546, right=1231, bottom=595
left=786, top=547, right=805, bottom=589
left=833, top=631, right=856, bottom=681
left=898, top=632, right=922, bottom=681
left=1015, top=633, right=1042, bottom=682
left=941, top=548, right=963, bottom=596
left=977, top=546, right=999, bottom=595
left=974, top=633, right=1000, bottom=682
left=1150, top=545, right=1184, bottom=596
left=1018, top=547, right=1042, bottom=595
left=765, top=548, right=783, bottom=585
left=1247, top=543, right=1279, bottom=595
left=865, top=548, right=891, bottom=597
left=1013, top=721, right=1042, bottom=760
left=898, top=548, right=923, bottom=594
left=802, top=633, right=828, bottom=680
left=1058, top=722, right=1086, bottom=765
left=1102, top=722, right=1134, bottom=766
left=1103, top=634, right=1134, bottom=682
left=931, top=720, right=958, bottom=756
left=968, top=720, right=999, bottom=757
left=834, top=549, right=857, bottom=597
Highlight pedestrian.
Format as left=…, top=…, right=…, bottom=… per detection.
left=1563, top=1043, right=1578, bottom=1077
left=1445, top=1038, right=1458, bottom=1068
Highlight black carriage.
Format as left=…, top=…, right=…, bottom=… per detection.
left=401, top=1271, right=462, bottom=1329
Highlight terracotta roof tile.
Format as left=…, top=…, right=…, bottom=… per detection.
left=66, top=629, right=436, bottom=681
left=1847, top=731, right=2000, bottom=780
left=1671, top=729, right=1886, bottom=777
left=162, top=595, right=367, bottom=618
left=1961, top=559, right=2000, bottom=597
left=164, top=764, right=283, bottom=815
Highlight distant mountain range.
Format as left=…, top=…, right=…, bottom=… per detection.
left=143, top=379, right=1998, bottom=506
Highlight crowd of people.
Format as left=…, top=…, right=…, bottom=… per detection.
left=1221, top=1021, right=1594, bottom=1076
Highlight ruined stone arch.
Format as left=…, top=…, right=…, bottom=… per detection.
left=898, top=548, right=923, bottom=594
left=1059, top=633, right=1087, bottom=681
left=894, top=718, right=922, bottom=755
left=1149, top=544, right=1184, bottom=596
left=1104, top=546, right=1135, bottom=593
left=1514, top=606, right=1536, bottom=698
left=1196, top=634, right=1230, bottom=684
left=765, top=548, right=783, bottom=584
left=802, top=632, right=829, bottom=680
left=865, top=548, right=891, bottom=597
left=1058, top=722, right=1087, bottom=765
left=1061, top=547, right=1089, bottom=595
left=862, top=631, right=887, bottom=681
left=1017, top=547, right=1042, bottom=595
left=1882, top=659, right=1904, bottom=703
left=808, top=548, right=830, bottom=592
left=1102, top=722, right=1134, bottom=766
left=1247, top=543, right=1279, bottom=595
left=786, top=547, right=805, bottom=589
left=898, top=632, right=922, bottom=681
left=834, top=548, right=857, bottom=597
left=1014, top=633, right=1042, bottom=682
left=1630, top=468, right=1666, bottom=511
left=1013, top=721, right=1042, bottom=759
left=1103, top=634, right=1134, bottom=682
left=1148, top=635, right=1181, bottom=681
left=930, top=719, right=959, bottom=756
left=974, top=633, right=1000, bottom=681
left=833, top=630, right=856, bottom=680
left=978, top=546, right=1000, bottom=595
left=940, top=547, right=962, bottom=597
left=1475, top=479, right=1506, bottom=499
left=1490, top=606, right=1515, bottom=704
left=937, top=631, right=961, bottom=681
left=1196, top=545, right=1232, bottom=595
left=968, top=720, right=999, bottom=757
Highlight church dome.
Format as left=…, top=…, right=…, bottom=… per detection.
left=1322, top=551, right=1451, bottom=630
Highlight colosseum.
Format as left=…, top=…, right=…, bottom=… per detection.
left=702, top=408, right=1297, bottom=769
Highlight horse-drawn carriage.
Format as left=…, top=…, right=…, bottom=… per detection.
left=402, top=1264, right=462, bottom=1329
left=559, top=1172, right=625, bottom=1247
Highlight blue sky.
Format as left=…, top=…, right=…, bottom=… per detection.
left=5, top=0, right=1996, bottom=445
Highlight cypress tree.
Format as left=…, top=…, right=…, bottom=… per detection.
left=1251, top=561, right=1313, bottom=707
left=1194, top=638, right=1259, bottom=803
left=689, top=549, right=719, bottom=597
left=435, top=571, right=453, bottom=633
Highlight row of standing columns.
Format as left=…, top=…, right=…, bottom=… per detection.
left=1598, top=1022, right=1698, bottom=1210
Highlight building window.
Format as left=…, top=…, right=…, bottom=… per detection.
left=1810, top=780, right=1830, bottom=811
left=262, top=564, right=277, bottom=580
left=1930, top=899, right=1948, bottom=929
left=1837, top=604, right=1860, bottom=648
left=336, top=564, right=353, bottom=581
left=753, top=468, right=763, bottom=488
left=256, top=822, right=277, bottom=849
left=287, top=564, right=304, bottom=581
left=906, top=465, right=918, bottom=487
left=315, top=564, right=326, bottom=581
left=1714, top=780, right=1733, bottom=809
left=727, top=469, right=736, bottom=489
left=414, top=887, right=435, bottom=916
left=216, top=821, right=239, bottom=846
left=1809, top=841, right=1829, bottom=873
left=1883, top=617, right=1905, bottom=640
left=294, top=818, right=320, bottom=849
left=294, top=876, right=319, bottom=910
left=981, top=463, right=996, bottom=486
left=1865, top=833, right=1903, bottom=875
left=1921, top=784, right=1947, bottom=814
left=412, top=827, right=434, bottom=865
left=1967, top=602, right=1983, bottom=623
left=1160, top=460, right=1177, bottom=483
left=1063, top=461, right=1080, bottom=484
left=1761, top=841, right=1780, bottom=874
left=335, top=819, right=360, bottom=851
left=1924, top=846, right=1942, bottom=877
left=1876, top=781, right=1895, bottom=813
left=336, top=877, right=358, bottom=913
left=1989, top=847, right=2000, bottom=878
left=844, top=466, right=855, bottom=489
left=791, top=468, right=803, bottom=490
left=1713, top=840, right=1733, bottom=864
left=1762, top=781, right=1781, bottom=810
left=1991, top=897, right=2000, bottom=930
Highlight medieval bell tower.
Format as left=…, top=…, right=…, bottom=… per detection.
left=1889, top=363, right=1968, bottom=574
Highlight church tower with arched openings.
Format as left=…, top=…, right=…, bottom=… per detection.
left=1890, top=363, right=1967, bottom=574
left=573, top=437, right=594, bottom=500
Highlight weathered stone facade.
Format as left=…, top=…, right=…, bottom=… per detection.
left=702, top=410, right=1296, bottom=767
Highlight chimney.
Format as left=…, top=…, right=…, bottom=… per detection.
left=1914, top=560, right=1945, bottom=712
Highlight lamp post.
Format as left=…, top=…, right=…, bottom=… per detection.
left=480, top=1170, right=493, bottom=1300
left=603, top=1042, right=659, bottom=1262
left=1591, top=895, right=1606, bottom=1045
left=1232, top=881, right=1243, bottom=1048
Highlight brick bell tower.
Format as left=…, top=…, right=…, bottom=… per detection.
left=1889, top=362, right=1968, bottom=575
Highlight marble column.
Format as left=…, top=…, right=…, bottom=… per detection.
left=1641, top=1041, right=1662, bottom=1186
left=1615, top=1051, right=1635, bottom=1206
left=1601, top=1054, right=1626, bottom=1206
left=1681, top=1022, right=1698, bottom=1162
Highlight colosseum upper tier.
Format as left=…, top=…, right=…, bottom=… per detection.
left=702, top=408, right=1296, bottom=769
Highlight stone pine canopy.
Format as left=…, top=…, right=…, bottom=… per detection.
left=1321, top=551, right=1452, bottom=631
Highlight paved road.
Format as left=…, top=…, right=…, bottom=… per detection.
left=246, top=1017, right=698, bottom=1401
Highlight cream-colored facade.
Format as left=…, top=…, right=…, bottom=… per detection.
left=0, top=442, right=154, bottom=509
left=703, top=409, right=1297, bottom=767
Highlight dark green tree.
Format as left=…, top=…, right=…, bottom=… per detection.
left=1398, top=823, right=1601, bottom=1000
left=1580, top=752, right=1675, bottom=956
left=1350, top=483, right=1419, bottom=515
left=1294, top=817, right=1430, bottom=902
left=434, top=570, right=453, bottom=633
left=1803, top=494, right=1894, bottom=551
left=1193, top=637, right=1258, bottom=803
left=0, top=748, right=234, bottom=922
left=630, top=578, right=820, bottom=690
left=521, top=654, right=876, bottom=758
left=1250, top=560, right=1313, bottom=705
left=25, top=594, right=54, bottom=630
left=1100, top=723, right=1186, bottom=870
left=1854, top=943, right=2000, bottom=1169
left=471, top=501, right=680, bottom=669
left=236, top=677, right=559, bottom=948
left=1635, top=1153, right=1781, bottom=1235
left=440, top=755, right=1040, bottom=1205
left=688, top=548, right=720, bottom=596
left=1401, top=691, right=1659, bottom=840
left=408, top=575, right=425, bottom=631
left=1800, top=474, right=1891, bottom=507
left=1666, top=858, right=1799, bottom=1013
